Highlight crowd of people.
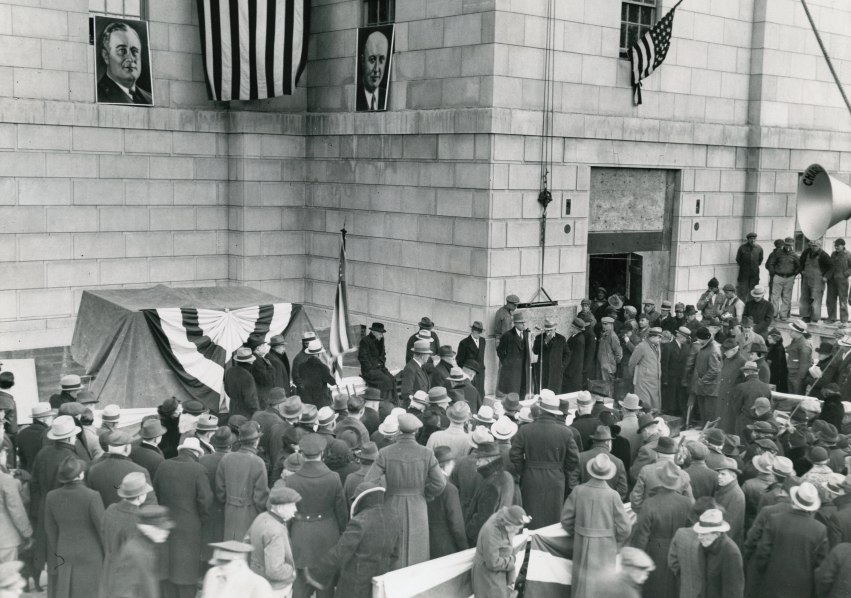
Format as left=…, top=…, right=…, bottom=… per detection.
left=0, top=232, right=850, bottom=597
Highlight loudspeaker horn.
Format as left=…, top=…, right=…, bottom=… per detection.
left=797, top=163, right=851, bottom=240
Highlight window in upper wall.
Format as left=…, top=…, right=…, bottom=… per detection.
left=363, top=0, right=395, bottom=26
left=620, top=0, right=656, bottom=58
left=89, top=0, right=144, bottom=18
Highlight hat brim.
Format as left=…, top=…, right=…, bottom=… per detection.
left=117, top=482, right=154, bottom=499
left=61, top=385, right=83, bottom=392
left=790, top=487, right=820, bottom=511
left=587, top=464, right=616, bottom=480
left=47, top=426, right=81, bottom=440
left=540, top=407, right=563, bottom=416
left=694, top=521, right=731, bottom=534
left=32, top=409, right=58, bottom=418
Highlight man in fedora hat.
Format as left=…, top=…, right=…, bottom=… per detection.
left=471, top=505, right=531, bottom=598
left=684, top=326, right=722, bottom=427
left=698, top=278, right=725, bottom=320
left=292, top=331, right=318, bottom=397
left=342, top=441, right=378, bottom=508
left=730, top=363, right=772, bottom=437
left=201, top=541, right=273, bottom=597
left=103, top=505, right=175, bottom=598
left=267, top=334, right=292, bottom=393
left=130, top=417, right=166, bottom=479
left=45, top=455, right=105, bottom=598
left=365, top=414, right=445, bottom=568
left=334, top=395, right=371, bottom=448
left=29, top=414, right=82, bottom=579
left=215, top=423, right=270, bottom=542
left=247, top=339, right=276, bottom=408
left=446, top=366, right=480, bottom=412
left=687, top=509, right=744, bottom=597
left=245, top=486, right=301, bottom=595
left=154, top=436, right=214, bottom=598
left=100, top=472, right=154, bottom=598
left=712, top=456, right=746, bottom=547
left=629, top=414, right=663, bottom=481
left=399, top=339, right=432, bottom=408
left=427, top=446, right=468, bottom=558
left=597, top=316, right=623, bottom=385
left=457, top=321, right=486, bottom=398
left=422, top=387, right=451, bottom=437
left=756, top=482, right=829, bottom=598
left=510, top=389, right=580, bottom=528
left=252, top=387, right=290, bottom=447
left=743, top=284, right=775, bottom=338
left=497, top=311, right=533, bottom=396
left=225, top=347, right=260, bottom=419
left=405, top=316, right=441, bottom=363
left=426, top=401, right=471, bottom=461
left=661, top=326, right=691, bottom=417
left=767, top=237, right=801, bottom=321
left=300, top=340, right=336, bottom=409
left=358, top=322, right=396, bottom=402
left=562, top=317, right=588, bottom=393
left=16, top=403, right=56, bottom=473
left=630, top=436, right=693, bottom=512
left=286, top=433, right=348, bottom=598
left=48, top=374, right=84, bottom=410
left=787, top=319, right=813, bottom=394
left=618, top=393, right=643, bottom=459
left=494, top=294, right=521, bottom=340
left=88, top=430, right=156, bottom=508
left=579, top=425, right=628, bottom=500
left=561, top=453, right=632, bottom=598
left=629, top=460, right=693, bottom=598
left=465, top=441, right=516, bottom=545
left=715, top=339, right=747, bottom=433
left=453, top=426, right=493, bottom=519
left=429, top=345, right=456, bottom=389
left=743, top=453, right=776, bottom=528
left=372, top=414, right=399, bottom=450
left=532, top=318, right=568, bottom=394
left=629, top=327, right=663, bottom=412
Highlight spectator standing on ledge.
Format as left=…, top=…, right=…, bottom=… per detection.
left=799, top=238, right=832, bottom=324
left=827, top=238, right=851, bottom=324
left=766, top=237, right=800, bottom=322
left=494, top=294, right=520, bottom=342
left=736, top=232, right=763, bottom=301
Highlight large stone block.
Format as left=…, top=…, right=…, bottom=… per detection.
left=100, top=206, right=149, bottom=232
left=46, top=259, right=98, bottom=287
left=18, top=233, right=71, bottom=261
left=150, top=207, right=196, bottom=231
left=18, top=288, right=72, bottom=318
left=125, top=232, right=174, bottom=257
left=150, top=256, right=196, bottom=282
left=0, top=262, right=43, bottom=290
left=99, top=258, right=149, bottom=285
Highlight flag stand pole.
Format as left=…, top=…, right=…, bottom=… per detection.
left=800, top=0, right=851, bottom=119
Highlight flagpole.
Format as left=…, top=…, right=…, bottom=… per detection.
left=800, top=0, right=851, bottom=119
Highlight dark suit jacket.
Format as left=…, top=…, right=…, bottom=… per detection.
left=661, top=338, right=690, bottom=387
left=97, top=74, right=152, bottom=104
left=224, top=362, right=259, bottom=417
left=300, top=356, right=335, bottom=408
left=268, top=350, right=291, bottom=390
left=87, top=453, right=157, bottom=508
left=406, top=332, right=440, bottom=364
left=496, top=328, right=530, bottom=395
left=129, top=441, right=165, bottom=480
left=456, top=335, right=486, bottom=376
left=355, top=85, right=387, bottom=111
left=399, top=359, right=429, bottom=404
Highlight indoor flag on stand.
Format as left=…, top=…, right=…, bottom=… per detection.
left=629, top=0, right=682, bottom=106
left=196, top=0, right=310, bottom=101
left=329, top=228, right=353, bottom=381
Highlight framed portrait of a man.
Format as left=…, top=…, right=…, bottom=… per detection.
left=355, top=24, right=394, bottom=112
left=93, top=15, right=154, bottom=106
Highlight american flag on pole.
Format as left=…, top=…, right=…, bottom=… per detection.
left=329, top=228, right=353, bottom=379
left=196, top=0, right=310, bottom=101
left=629, top=0, right=681, bottom=106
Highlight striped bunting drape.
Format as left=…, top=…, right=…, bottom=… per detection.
left=196, top=0, right=311, bottom=101
left=143, top=303, right=293, bottom=408
left=329, top=231, right=353, bottom=378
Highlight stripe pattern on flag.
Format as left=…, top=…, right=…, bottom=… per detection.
left=196, top=0, right=310, bottom=101
left=524, top=528, right=573, bottom=598
left=329, top=233, right=353, bottom=377
left=629, top=4, right=676, bottom=105
left=143, top=303, right=293, bottom=409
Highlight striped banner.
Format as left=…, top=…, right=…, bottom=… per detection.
left=196, top=0, right=310, bottom=101
left=524, top=526, right=573, bottom=598
left=329, top=230, right=353, bottom=379
left=143, top=303, right=293, bottom=409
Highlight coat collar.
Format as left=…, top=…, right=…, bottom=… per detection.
left=296, top=459, right=332, bottom=478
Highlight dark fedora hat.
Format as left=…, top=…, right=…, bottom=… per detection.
left=418, top=317, right=435, bottom=330
left=369, top=322, right=386, bottom=333
left=56, top=455, right=84, bottom=484
left=655, top=436, right=678, bottom=454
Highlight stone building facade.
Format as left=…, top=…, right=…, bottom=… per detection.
left=1, top=0, right=850, bottom=389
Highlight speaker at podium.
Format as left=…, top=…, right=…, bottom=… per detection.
left=797, top=163, right=851, bottom=240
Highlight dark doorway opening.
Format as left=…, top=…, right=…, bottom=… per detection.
left=588, top=253, right=643, bottom=309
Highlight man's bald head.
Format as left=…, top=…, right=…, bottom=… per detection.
left=361, top=31, right=389, bottom=93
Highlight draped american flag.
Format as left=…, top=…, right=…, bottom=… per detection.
left=196, top=0, right=310, bottom=101
left=629, top=1, right=680, bottom=106
left=329, top=229, right=353, bottom=379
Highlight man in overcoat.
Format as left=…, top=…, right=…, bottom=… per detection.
left=715, top=339, right=746, bottom=434
left=493, top=294, right=520, bottom=340
left=15, top=403, right=54, bottom=473
left=130, top=417, right=166, bottom=480
left=562, top=318, right=587, bottom=393
left=756, top=481, right=829, bottom=597
left=405, top=316, right=440, bottom=363
left=531, top=318, right=568, bottom=393
left=200, top=426, right=232, bottom=561
left=300, top=340, right=335, bottom=409
left=215, top=423, right=270, bottom=542
left=689, top=327, right=722, bottom=425
left=736, top=232, right=764, bottom=300
left=285, top=433, right=348, bottom=598
left=786, top=319, right=813, bottom=394
left=629, top=328, right=663, bottom=412
left=306, top=483, right=402, bottom=598
left=578, top=426, right=628, bottom=501
left=426, top=446, right=467, bottom=559
left=87, top=430, right=156, bottom=508
left=429, top=345, right=456, bottom=389
left=358, top=322, right=396, bottom=401
left=596, top=316, right=623, bottom=383
left=399, top=339, right=431, bottom=407
left=456, top=321, right=486, bottom=398
left=661, top=327, right=691, bottom=416
left=245, top=486, right=300, bottom=595
left=267, top=334, right=292, bottom=392
left=292, top=331, right=317, bottom=396
left=497, top=311, right=531, bottom=396
left=224, top=347, right=260, bottom=418
left=509, top=390, right=579, bottom=528
left=250, top=340, right=276, bottom=408
left=154, top=436, right=213, bottom=598
left=101, top=505, right=174, bottom=598
left=44, top=455, right=105, bottom=598
left=730, top=362, right=772, bottom=437
left=364, top=414, right=445, bottom=568
left=561, top=454, right=632, bottom=598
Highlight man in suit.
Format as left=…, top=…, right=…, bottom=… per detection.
left=356, top=30, right=388, bottom=111
left=562, top=318, right=587, bottom=393
left=456, top=321, right=486, bottom=398
left=496, top=311, right=531, bottom=396
left=97, top=21, right=152, bottom=104
left=129, top=418, right=166, bottom=480
left=300, top=340, right=335, bottom=409
left=398, top=339, right=431, bottom=407
left=224, top=347, right=260, bottom=419
left=661, top=326, right=691, bottom=417
left=405, top=317, right=440, bottom=363
left=267, top=334, right=291, bottom=393
left=358, top=322, right=396, bottom=401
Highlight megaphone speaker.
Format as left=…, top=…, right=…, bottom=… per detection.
left=797, top=163, right=851, bottom=240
